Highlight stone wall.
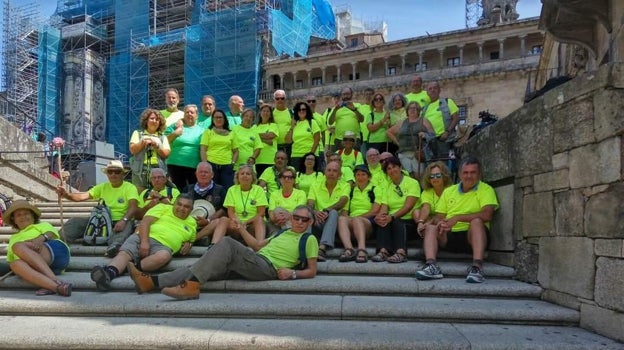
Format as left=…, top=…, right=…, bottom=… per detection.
left=463, top=63, right=624, bottom=342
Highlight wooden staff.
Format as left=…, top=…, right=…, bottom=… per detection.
left=52, top=137, right=67, bottom=242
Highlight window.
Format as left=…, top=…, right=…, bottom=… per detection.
left=311, top=77, right=322, bottom=86
left=415, top=62, right=427, bottom=71
left=490, top=51, right=500, bottom=60
left=387, top=67, right=397, bottom=76
left=272, top=75, right=281, bottom=89
left=350, top=38, right=359, bottom=48
left=458, top=105, right=468, bottom=124
left=447, top=57, right=460, bottom=66
left=295, top=79, right=303, bottom=89
left=348, top=72, right=360, bottom=81
left=332, top=75, right=338, bottom=83
left=530, top=45, right=542, bottom=55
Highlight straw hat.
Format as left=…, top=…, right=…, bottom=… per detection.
left=101, top=160, right=129, bottom=174
left=3, top=199, right=41, bottom=227
left=342, top=130, right=358, bottom=140
left=191, top=200, right=216, bottom=219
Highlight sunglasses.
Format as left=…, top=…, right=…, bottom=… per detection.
left=107, top=169, right=123, bottom=175
left=343, top=138, right=355, bottom=142
left=298, top=108, right=307, bottom=112
left=394, top=185, right=403, bottom=197
left=280, top=175, right=295, bottom=179
left=275, top=97, right=285, bottom=100
left=429, top=173, right=443, bottom=179
left=374, top=97, right=384, bottom=102
left=292, top=214, right=311, bottom=223
left=307, top=100, right=316, bottom=103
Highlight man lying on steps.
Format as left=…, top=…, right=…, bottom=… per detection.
left=128, top=205, right=318, bottom=300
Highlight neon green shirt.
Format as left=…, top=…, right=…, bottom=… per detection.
left=232, top=125, right=263, bottom=170
left=338, top=148, right=364, bottom=170
left=200, top=129, right=238, bottom=165
left=369, top=164, right=386, bottom=187
left=380, top=176, right=421, bottom=219
left=307, top=179, right=350, bottom=211
left=348, top=183, right=383, bottom=217
left=259, top=167, right=281, bottom=196
left=420, top=188, right=443, bottom=215
left=144, top=204, right=197, bottom=253
left=292, top=119, right=321, bottom=157
left=341, top=166, right=355, bottom=184
left=252, top=123, right=279, bottom=164
left=437, top=181, right=499, bottom=232
left=366, top=110, right=389, bottom=143
left=7, top=222, right=68, bottom=263
left=88, top=181, right=139, bottom=221
left=138, top=187, right=181, bottom=208
left=223, top=184, right=268, bottom=219
left=273, top=108, right=292, bottom=144
left=258, top=230, right=319, bottom=268
left=358, top=104, right=372, bottom=143
left=423, top=98, right=460, bottom=136
left=406, top=91, right=431, bottom=108
left=390, top=108, right=406, bottom=126
left=312, top=112, right=327, bottom=148
left=269, top=188, right=308, bottom=212
left=296, top=171, right=325, bottom=196
left=333, top=103, right=361, bottom=141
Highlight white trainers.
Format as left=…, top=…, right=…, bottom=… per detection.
left=415, top=263, right=444, bottom=280
left=466, top=265, right=485, bottom=283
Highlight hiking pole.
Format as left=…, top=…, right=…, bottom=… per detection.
left=52, top=137, right=68, bottom=242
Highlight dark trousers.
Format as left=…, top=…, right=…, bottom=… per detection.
left=375, top=218, right=414, bottom=254
left=210, top=162, right=234, bottom=190
left=168, top=164, right=197, bottom=191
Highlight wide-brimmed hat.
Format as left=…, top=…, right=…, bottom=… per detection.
left=3, top=199, right=41, bottom=227
left=101, top=160, right=129, bottom=174
left=191, top=200, right=216, bottom=219
left=342, top=130, right=358, bottom=140
left=353, top=164, right=371, bottom=176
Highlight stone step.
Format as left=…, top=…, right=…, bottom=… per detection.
left=0, top=290, right=576, bottom=325
left=0, top=273, right=541, bottom=298
left=0, top=316, right=619, bottom=349
left=33, top=201, right=99, bottom=208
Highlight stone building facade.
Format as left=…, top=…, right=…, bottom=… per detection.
left=260, top=17, right=544, bottom=125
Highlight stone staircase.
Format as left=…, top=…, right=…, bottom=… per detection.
left=0, top=201, right=621, bottom=349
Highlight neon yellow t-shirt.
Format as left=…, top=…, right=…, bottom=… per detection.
left=358, top=104, right=372, bottom=143
left=348, top=183, right=383, bottom=217
left=365, top=110, right=389, bottom=143
left=380, top=176, right=421, bottom=219
left=259, top=230, right=319, bottom=268
left=406, top=90, right=431, bottom=108
left=144, top=204, right=197, bottom=253
left=88, top=181, right=139, bottom=221
left=252, top=123, right=279, bottom=164
left=269, top=188, right=308, bottom=212
left=223, top=184, right=268, bottom=219
left=307, top=179, right=350, bottom=211
left=296, top=171, right=325, bottom=196
left=341, top=166, right=355, bottom=184
left=200, top=129, right=238, bottom=165
left=423, top=98, right=460, bottom=136
left=333, top=103, right=361, bottom=141
left=420, top=188, right=444, bottom=215
left=390, top=108, right=406, bottom=126
left=232, top=125, right=263, bottom=170
left=129, top=130, right=171, bottom=166
left=259, top=167, right=281, bottom=196
left=273, top=108, right=292, bottom=144
left=338, top=149, right=364, bottom=170
left=7, top=222, right=68, bottom=262
left=292, top=119, right=321, bottom=157
left=312, top=112, right=327, bottom=149
left=436, top=181, right=499, bottom=232
left=369, top=164, right=387, bottom=187
left=138, top=187, right=181, bottom=208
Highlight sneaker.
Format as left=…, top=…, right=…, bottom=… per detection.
left=466, top=265, right=485, bottom=283
left=90, top=265, right=112, bottom=291
left=105, top=244, right=120, bottom=258
left=415, top=263, right=444, bottom=280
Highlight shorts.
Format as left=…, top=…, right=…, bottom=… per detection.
left=444, top=228, right=490, bottom=254
left=120, top=234, right=172, bottom=260
left=397, top=152, right=425, bottom=174
left=45, top=240, right=71, bottom=275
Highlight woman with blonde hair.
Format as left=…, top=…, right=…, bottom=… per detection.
left=223, top=165, right=268, bottom=241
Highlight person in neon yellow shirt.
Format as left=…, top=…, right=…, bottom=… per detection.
left=268, top=168, right=307, bottom=235
left=417, top=157, right=498, bottom=283
left=295, top=152, right=325, bottom=196
left=232, top=108, right=262, bottom=171
left=161, top=88, right=184, bottom=127
left=254, top=104, right=279, bottom=176
left=4, top=200, right=72, bottom=296
left=89, top=194, right=199, bottom=291
left=337, top=165, right=382, bottom=263
left=405, top=75, right=431, bottom=108
left=336, top=130, right=364, bottom=170
left=223, top=165, right=268, bottom=241
left=258, top=150, right=294, bottom=197
left=129, top=108, right=171, bottom=193
left=307, top=161, right=350, bottom=262
left=200, top=109, right=239, bottom=190
left=423, top=81, right=460, bottom=138
left=136, top=168, right=180, bottom=220
left=358, top=87, right=375, bottom=155
left=365, top=148, right=386, bottom=187
left=327, top=152, right=355, bottom=185
left=272, top=89, right=293, bottom=154
left=328, top=87, right=365, bottom=151
left=373, top=157, right=421, bottom=264
left=287, top=101, right=320, bottom=170
left=365, top=92, right=391, bottom=153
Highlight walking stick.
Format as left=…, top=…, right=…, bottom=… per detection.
left=52, top=137, right=67, bottom=242
left=0, top=271, right=13, bottom=281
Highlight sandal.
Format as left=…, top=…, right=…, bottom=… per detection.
left=317, top=247, right=327, bottom=262
left=355, top=249, right=368, bottom=263
left=387, top=251, right=408, bottom=264
left=35, top=288, right=55, bottom=296
left=55, top=280, right=73, bottom=297
left=338, top=248, right=357, bottom=262
left=371, top=250, right=389, bottom=263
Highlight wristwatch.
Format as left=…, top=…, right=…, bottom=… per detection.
left=122, top=217, right=129, bottom=222
left=291, top=270, right=297, bottom=280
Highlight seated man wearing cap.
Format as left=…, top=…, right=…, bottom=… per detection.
left=336, top=131, right=364, bottom=171
left=135, top=168, right=180, bottom=220
left=90, top=194, right=198, bottom=291
left=57, top=160, right=139, bottom=258
left=127, top=205, right=318, bottom=300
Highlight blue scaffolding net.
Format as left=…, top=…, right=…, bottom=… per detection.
left=37, top=25, right=62, bottom=138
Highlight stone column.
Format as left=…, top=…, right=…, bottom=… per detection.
left=384, top=57, right=388, bottom=76
left=279, top=74, right=284, bottom=89
left=367, top=59, right=373, bottom=78
left=477, top=42, right=484, bottom=63
left=306, top=70, right=311, bottom=87
left=458, top=45, right=464, bottom=65
left=498, top=38, right=505, bottom=59
left=519, top=35, right=526, bottom=57
left=401, top=54, right=406, bottom=74
left=351, top=63, right=356, bottom=80
left=336, top=66, right=341, bottom=83
left=438, top=48, right=445, bottom=68
left=418, top=52, right=424, bottom=71
left=321, top=67, right=326, bottom=85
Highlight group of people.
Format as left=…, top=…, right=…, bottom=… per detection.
left=2, top=76, right=498, bottom=300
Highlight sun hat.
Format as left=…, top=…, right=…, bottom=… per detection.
left=101, top=160, right=129, bottom=174
left=190, top=200, right=216, bottom=219
left=3, top=199, right=41, bottom=227
left=342, top=130, right=358, bottom=140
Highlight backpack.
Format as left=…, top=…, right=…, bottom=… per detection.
left=269, top=230, right=312, bottom=270
left=83, top=200, right=113, bottom=246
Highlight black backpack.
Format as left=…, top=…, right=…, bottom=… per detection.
left=83, top=200, right=113, bottom=246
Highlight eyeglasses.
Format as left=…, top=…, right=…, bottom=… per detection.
left=292, top=214, right=311, bottom=223
left=280, top=175, right=295, bottom=180
left=429, top=173, right=443, bottom=179
left=307, top=100, right=316, bottom=103
left=107, top=169, right=123, bottom=175
left=275, top=97, right=285, bottom=100
left=394, top=185, right=403, bottom=197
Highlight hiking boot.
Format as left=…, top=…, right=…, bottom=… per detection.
left=162, top=281, right=200, bottom=300
left=466, top=265, right=485, bottom=283
left=127, top=262, right=155, bottom=294
left=105, top=244, right=120, bottom=258
left=415, top=263, right=443, bottom=280
left=90, top=265, right=112, bottom=291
